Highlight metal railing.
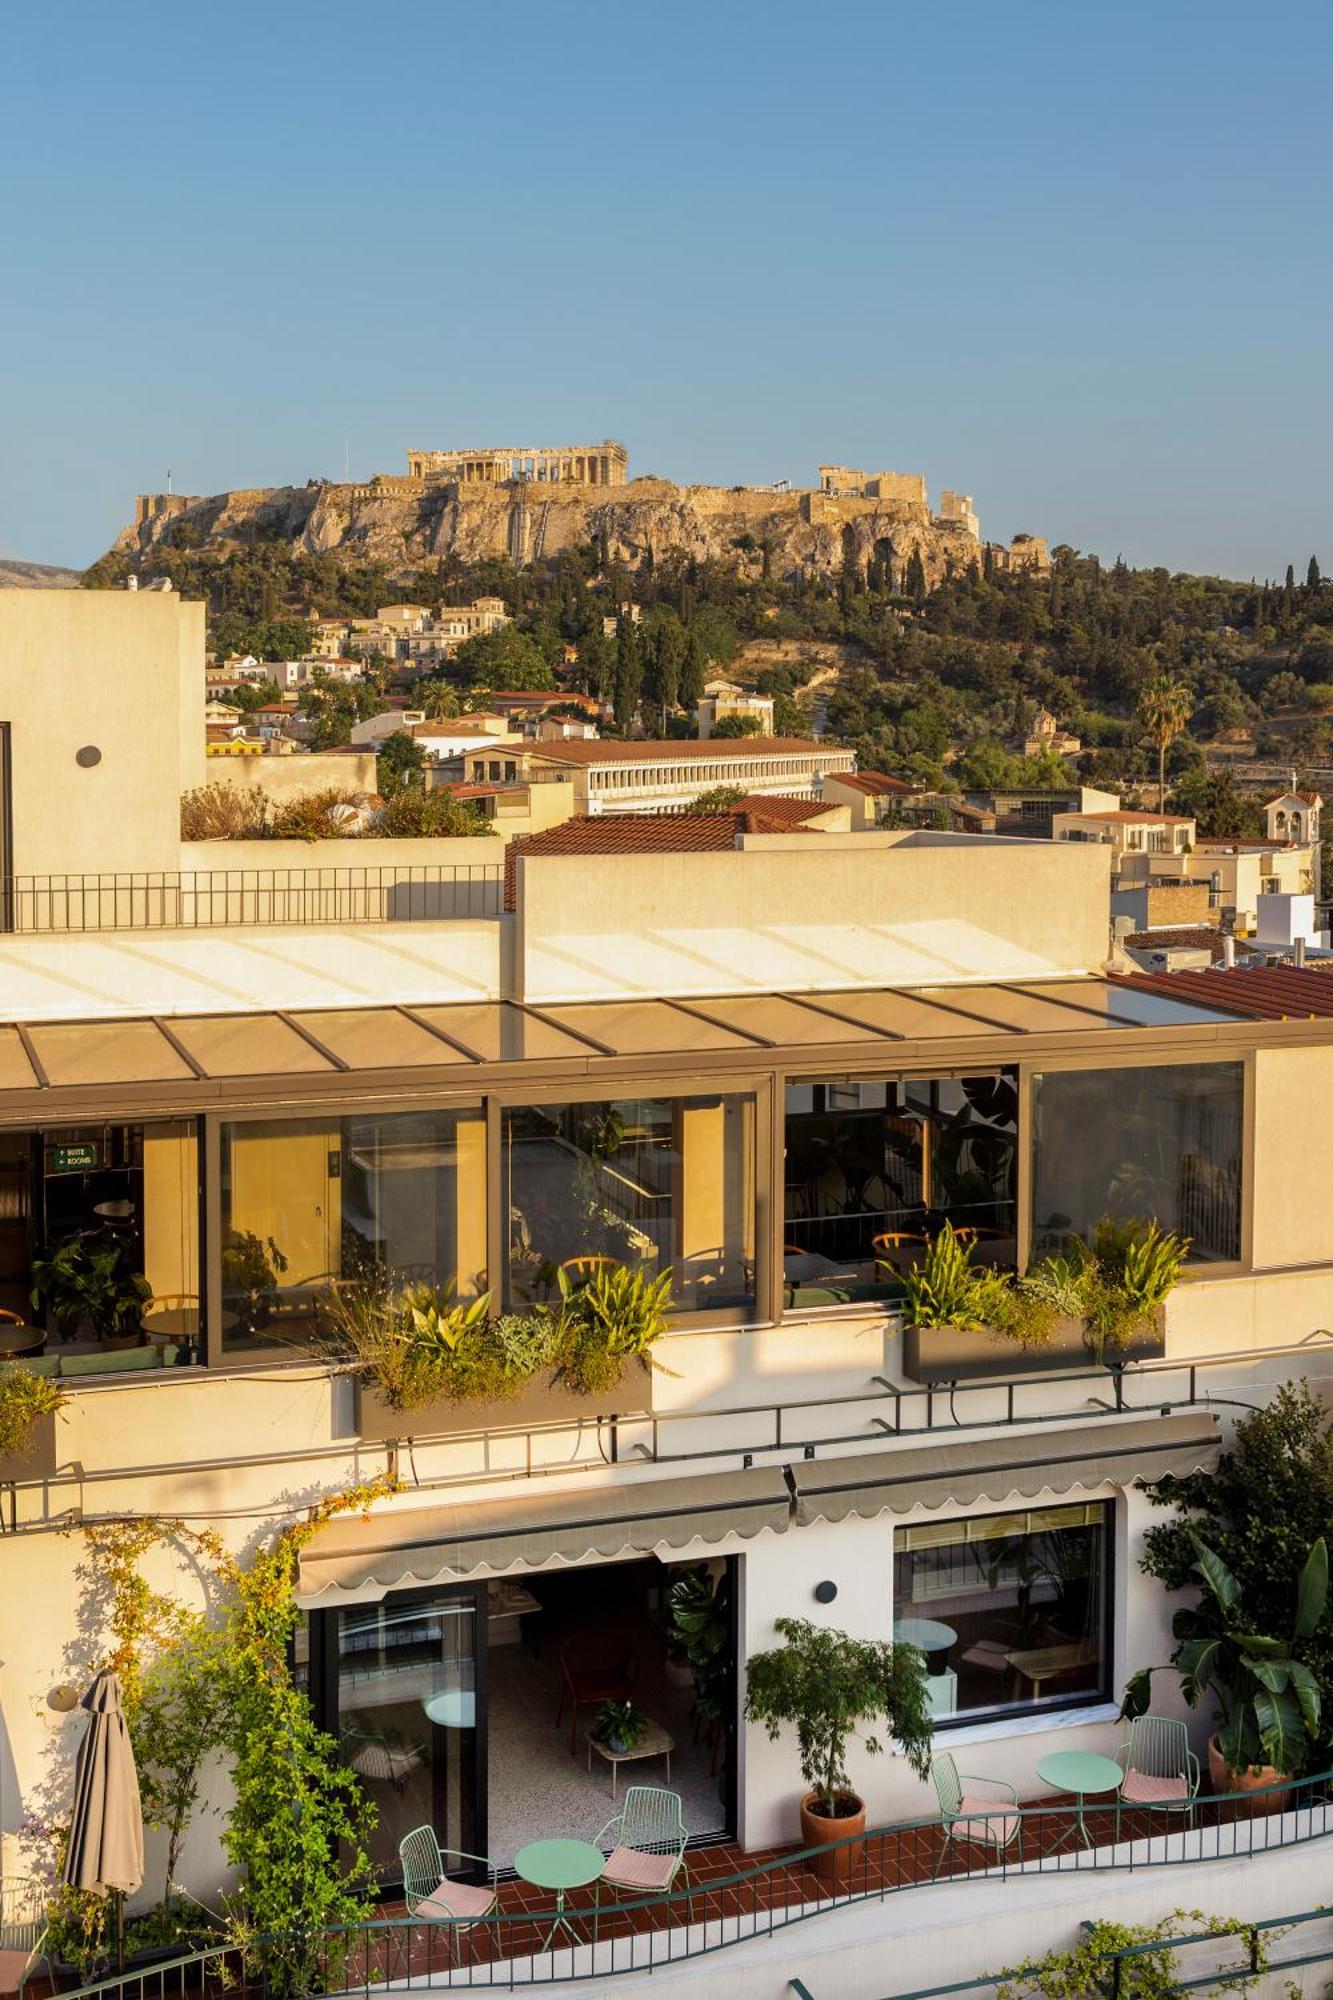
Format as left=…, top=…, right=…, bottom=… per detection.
left=833, top=1903, right=1333, bottom=1999
left=41, top=1772, right=1333, bottom=1999
left=0, top=866, right=505, bottom=934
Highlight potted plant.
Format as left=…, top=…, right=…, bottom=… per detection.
left=0, top=1366, right=65, bottom=1481
left=553, top=1262, right=674, bottom=1394
left=220, top=1228, right=288, bottom=1337
left=592, top=1698, right=648, bottom=1756
left=31, top=1229, right=151, bottom=1350
left=667, top=1565, right=729, bottom=1707
left=900, top=1221, right=1178, bottom=1385
left=744, top=1617, right=933, bottom=1885
left=1121, top=1530, right=1326, bottom=1812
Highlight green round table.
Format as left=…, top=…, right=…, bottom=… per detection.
left=1036, top=1750, right=1123, bottom=1850
left=513, top=1837, right=604, bottom=1951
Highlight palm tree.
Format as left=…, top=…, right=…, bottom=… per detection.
left=1136, top=677, right=1193, bottom=810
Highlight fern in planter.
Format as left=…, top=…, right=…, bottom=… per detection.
left=0, top=1366, right=65, bottom=1463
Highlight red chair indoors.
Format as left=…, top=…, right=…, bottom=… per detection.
left=556, top=1635, right=640, bottom=1756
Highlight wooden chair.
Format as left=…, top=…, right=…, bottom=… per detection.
left=556, top=1634, right=640, bottom=1755
left=930, top=1751, right=1022, bottom=1877
left=398, top=1825, right=497, bottom=1966
left=871, top=1231, right=926, bottom=1278
left=559, top=1255, right=616, bottom=1285
left=597, top=1785, right=690, bottom=1906
left=142, top=1292, right=202, bottom=1352
left=1113, top=1715, right=1199, bottom=1814
left=0, top=1875, right=48, bottom=1999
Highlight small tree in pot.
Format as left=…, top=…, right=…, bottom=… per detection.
left=745, top=1618, right=933, bottom=1883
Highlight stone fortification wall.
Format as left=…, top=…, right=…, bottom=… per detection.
left=116, top=469, right=996, bottom=590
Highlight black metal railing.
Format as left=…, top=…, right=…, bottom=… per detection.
left=41, top=1772, right=1333, bottom=1999
left=1, top=866, right=505, bottom=933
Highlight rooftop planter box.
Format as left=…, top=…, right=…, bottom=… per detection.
left=355, top=1359, right=653, bottom=1442
left=0, top=1367, right=64, bottom=1482
left=902, top=1308, right=1166, bottom=1386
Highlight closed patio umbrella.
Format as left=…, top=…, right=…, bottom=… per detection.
left=62, top=1671, right=144, bottom=1971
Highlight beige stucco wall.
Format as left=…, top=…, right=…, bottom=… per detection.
left=180, top=834, right=500, bottom=872
left=0, top=589, right=206, bottom=877
left=1250, top=1045, right=1333, bottom=1269
left=202, top=749, right=379, bottom=799
left=514, top=834, right=1113, bottom=1001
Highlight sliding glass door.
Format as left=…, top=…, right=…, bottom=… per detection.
left=327, top=1585, right=487, bottom=1883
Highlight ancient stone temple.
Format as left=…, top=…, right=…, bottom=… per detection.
left=405, top=441, right=629, bottom=486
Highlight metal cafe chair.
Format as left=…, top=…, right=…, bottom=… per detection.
left=398, top=1826, right=498, bottom=1966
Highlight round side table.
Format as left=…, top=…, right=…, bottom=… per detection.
left=1036, top=1750, right=1123, bottom=1850
left=513, top=1837, right=605, bottom=1951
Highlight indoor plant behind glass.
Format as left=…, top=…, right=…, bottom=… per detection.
left=744, top=1617, right=933, bottom=1886
left=31, top=1228, right=152, bottom=1349
left=592, top=1698, right=648, bottom=1756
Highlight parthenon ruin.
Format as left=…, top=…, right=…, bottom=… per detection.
left=405, top=441, right=629, bottom=486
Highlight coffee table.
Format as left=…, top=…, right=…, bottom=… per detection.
left=586, top=1718, right=673, bottom=1798
left=513, top=1837, right=605, bottom=1950
left=1036, top=1750, right=1123, bottom=1850
left=893, top=1617, right=957, bottom=1659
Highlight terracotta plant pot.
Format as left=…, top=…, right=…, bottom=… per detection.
left=1207, top=1734, right=1290, bottom=1817
left=799, top=1790, right=866, bottom=1889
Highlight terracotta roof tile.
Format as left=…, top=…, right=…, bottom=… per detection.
left=1124, top=928, right=1229, bottom=963
left=830, top=771, right=915, bottom=796
left=1111, top=964, right=1333, bottom=1019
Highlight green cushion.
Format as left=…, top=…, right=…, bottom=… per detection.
left=60, top=1344, right=160, bottom=1377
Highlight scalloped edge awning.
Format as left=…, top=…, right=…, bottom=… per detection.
left=790, top=1413, right=1220, bottom=1529
left=296, top=1464, right=792, bottom=1607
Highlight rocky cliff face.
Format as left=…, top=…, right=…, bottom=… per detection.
left=115, top=476, right=983, bottom=587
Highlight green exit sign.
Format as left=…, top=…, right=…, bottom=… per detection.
left=51, top=1143, right=98, bottom=1173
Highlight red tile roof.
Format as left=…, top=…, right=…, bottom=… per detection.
left=1111, top=964, right=1333, bottom=1019
left=731, top=794, right=840, bottom=828
left=830, top=771, right=915, bottom=796
left=501, top=808, right=824, bottom=908
left=1064, top=810, right=1194, bottom=826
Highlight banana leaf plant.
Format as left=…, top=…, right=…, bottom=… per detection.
left=1121, top=1530, right=1327, bottom=1776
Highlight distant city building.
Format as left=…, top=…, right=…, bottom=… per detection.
left=1023, top=707, right=1082, bottom=760
left=696, top=680, right=776, bottom=739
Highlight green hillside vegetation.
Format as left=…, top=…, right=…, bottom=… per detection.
left=86, top=539, right=1333, bottom=836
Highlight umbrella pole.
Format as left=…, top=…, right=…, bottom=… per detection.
left=115, top=1889, right=125, bottom=1974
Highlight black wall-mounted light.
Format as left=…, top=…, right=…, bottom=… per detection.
left=813, top=1580, right=838, bottom=1605
left=75, top=745, right=102, bottom=768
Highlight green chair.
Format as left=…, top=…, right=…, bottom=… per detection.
left=0, top=1875, right=48, bottom=1998
left=930, top=1751, right=1022, bottom=1877
left=398, top=1825, right=497, bottom=1965
left=596, top=1785, right=690, bottom=1901
left=1113, top=1715, right=1199, bottom=1813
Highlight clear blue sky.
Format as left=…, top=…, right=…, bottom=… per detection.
left=5, top=0, right=1330, bottom=579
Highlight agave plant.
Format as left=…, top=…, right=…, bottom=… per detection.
left=555, top=1261, right=674, bottom=1393
left=396, top=1286, right=492, bottom=1357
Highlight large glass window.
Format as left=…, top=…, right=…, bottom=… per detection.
left=893, top=1502, right=1110, bottom=1724
left=220, top=1107, right=486, bottom=1349
left=334, top=1591, right=482, bottom=1882
left=782, top=1073, right=1017, bottom=1304
left=1032, top=1061, right=1242, bottom=1262
left=2, top=1118, right=200, bottom=1366
left=503, top=1094, right=755, bottom=1313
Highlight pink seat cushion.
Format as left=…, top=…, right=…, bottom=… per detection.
left=0, top=1949, right=33, bottom=1995
left=951, top=1796, right=1020, bottom=1843
left=601, top=1844, right=680, bottom=1890
left=416, top=1879, right=497, bottom=1921
left=1121, top=1770, right=1189, bottom=1805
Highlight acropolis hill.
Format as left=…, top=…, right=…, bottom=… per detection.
left=118, top=442, right=1049, bottom=586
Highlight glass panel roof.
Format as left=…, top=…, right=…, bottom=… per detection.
left=693, top=994, right=896, bottom=1045
left=409, top=1002, right=593, bottom=1063
left=289, top=1009, right=473, bottom=1071
left=169, top=1014, right=337, bottom=1077
left=819, top=988, right=1023, bottom=1038
left=29, top=1020, right=193, bottom=1086
left=0, top=1030, right=38, bottom=1090
left=1041, top=982, right=1242, bottom=1026
left=542, top=1000, right=765, bottom=1055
